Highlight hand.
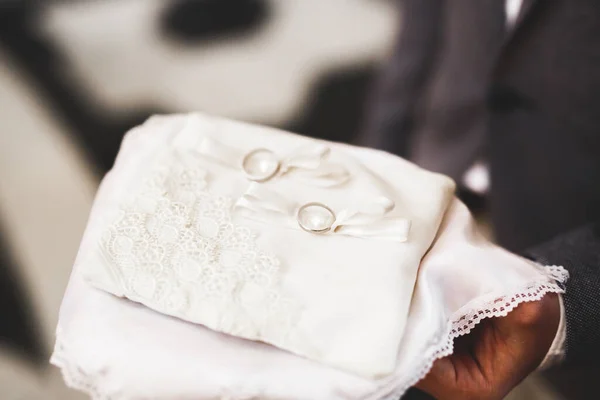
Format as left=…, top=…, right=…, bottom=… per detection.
left=416, top=293, right=561, bottom=400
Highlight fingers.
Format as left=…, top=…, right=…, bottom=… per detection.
left=493, top=293, right=561, bottom=383
left=416, top=294, right=561, bottom=400
left=500, top=293, right=560, bottom=331
left=415, top=357, right=457, bottom=400
left=417, top=356, right=498, bottom=400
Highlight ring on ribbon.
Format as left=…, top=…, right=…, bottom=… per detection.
left=234, top=184, right=411, bottom=242
left=195, top=137, right=350, bottom=187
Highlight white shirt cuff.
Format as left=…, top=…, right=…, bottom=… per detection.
left=538, top=293, right=566, bottom=369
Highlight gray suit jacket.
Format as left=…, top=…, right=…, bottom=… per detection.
left=491, top=0, right=600, bottom=370
left=364, top=0, right=600, bottom=397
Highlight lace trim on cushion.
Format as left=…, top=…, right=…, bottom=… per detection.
left=51, top=332, right=264, bottom=400
left=97, top=158, right=302, bottom=344
left=376, top=265, right=569, bottom=400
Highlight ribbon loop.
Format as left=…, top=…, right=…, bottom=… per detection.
left=282, top=144, right=330, bottom=171
left=235, top=184, right=297, bottom=229
left=234, top=185, right=410, bottom=242
left=333, top=218, right=410, bottom=242
left=195, top=137, right=349, bottom=187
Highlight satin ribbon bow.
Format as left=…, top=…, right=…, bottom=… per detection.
left=234, top=184, right=411, bottom=242
left=195, top=137, right=350, bottom=187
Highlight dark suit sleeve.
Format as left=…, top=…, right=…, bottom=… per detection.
left=526, top=223, right=600, bottom=366
left=359, top=0, right=443, bottom=156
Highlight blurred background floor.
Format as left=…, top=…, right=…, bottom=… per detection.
left=0, top=1, right=564, bottom=398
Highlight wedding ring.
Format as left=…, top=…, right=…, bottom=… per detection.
left=241, top=149, right=281, bottom=182
left=297, top=202, right=336, bottom=234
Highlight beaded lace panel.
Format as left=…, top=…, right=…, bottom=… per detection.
left=99, top=157, right=301, bottom=341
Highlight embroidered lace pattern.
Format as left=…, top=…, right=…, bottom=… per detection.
left=97, top=158, right=302, bottom=342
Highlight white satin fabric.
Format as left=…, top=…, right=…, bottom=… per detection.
left=74, top=113, right=455, bottom=378
left=51, top=113, right=567, bottom=399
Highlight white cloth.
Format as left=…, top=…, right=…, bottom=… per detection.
left=51, top=113, right=568, bottom=399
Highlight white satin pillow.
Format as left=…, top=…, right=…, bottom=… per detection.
left=78, top=113, right=455, bottom=378
left=51, top=198, right=567, bottom=400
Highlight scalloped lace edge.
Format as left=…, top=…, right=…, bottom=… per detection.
left=51, top=265, right=569, bottom=400
left=50, top=338, right=112, bottom=400
left=375, top=264, right=569, bottom=400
